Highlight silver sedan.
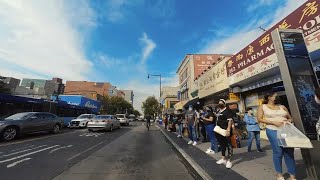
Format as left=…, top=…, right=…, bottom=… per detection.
left=87, top=115, right=120, bottom=132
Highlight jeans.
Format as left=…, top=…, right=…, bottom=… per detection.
left=205, top=124, right=218, bottom=152
left=188, top=124, right=197, bottom=141
left=247, top=131, right=261, bottom=151
left=178, top=124, right=183, bottom=136
left=266, top=128, right=296, bottom=175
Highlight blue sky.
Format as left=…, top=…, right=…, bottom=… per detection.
left=0, top=0, right=307, bottom=111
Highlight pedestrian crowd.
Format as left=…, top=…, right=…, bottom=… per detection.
left=162, top=92, right=305, bottom=180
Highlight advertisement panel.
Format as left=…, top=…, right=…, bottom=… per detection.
left=193, top=54, right=222, bottom=80
left=227, top=0, right=320, bottom=84
left=199, top=58, right=230, bottom=98
left=58, top=95, right=101, bottom=113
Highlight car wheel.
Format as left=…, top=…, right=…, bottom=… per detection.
left=52, top=124, right=61, bottom=134
left=2, top=127, right=18, bottom=141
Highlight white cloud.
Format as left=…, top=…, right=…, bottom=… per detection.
left=106, top=0, right=126, bottom=22
left=119, top=79, right=160, bottom=113
left=94, top=53, right=123, bottom=68
left=247, top=0, right=277, bottom=12
left=0, top=0, right=95, bottom=81
left=139, top=32, right=156, bottom=64
left=200, top=0, right=307, bottom=55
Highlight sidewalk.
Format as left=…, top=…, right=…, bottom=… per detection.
left=158, top=125, right=307, bottom=180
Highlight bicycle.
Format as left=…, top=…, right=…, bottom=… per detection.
left=146, top=121, right=150, bottom=131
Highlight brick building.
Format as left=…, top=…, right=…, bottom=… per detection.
left=64, top=81, right=112, bottom=100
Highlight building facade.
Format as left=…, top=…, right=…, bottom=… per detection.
left=175, top=54, right=232, bottom=110
left=161, top=86, right=179, bottom=114
left=64, top=81, right=111, bottom=101
left=122, top=90, right=134, bottom=106
left=2, top=77, right=20, bottom=94
left=20, top=78, right=63, bottom=96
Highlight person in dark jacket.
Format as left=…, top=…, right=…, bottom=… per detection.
left=201, top=106, right=218, bottom=154
left=244, top=107, right=262, bottom=152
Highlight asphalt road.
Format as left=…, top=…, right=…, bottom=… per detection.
left=54, top=122, right=195, bottom=180
left=0, top=122, right=195, bottom=180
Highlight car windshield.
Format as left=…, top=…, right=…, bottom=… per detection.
left=117, top=115, right=124, bottom=118
left=4, top=113, right=33, bottom=120
left=77, top=115, right=94, bottom=119
left=95, top=115, right=111, bottom=119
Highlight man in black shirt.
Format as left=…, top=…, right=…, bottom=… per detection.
left=215, top=99, right=234, bottom=169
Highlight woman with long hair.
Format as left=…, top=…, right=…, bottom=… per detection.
left=257, top=92, right=296, bottom=180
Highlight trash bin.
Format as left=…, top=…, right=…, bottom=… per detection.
left=159, top=118, right=163, bottom=125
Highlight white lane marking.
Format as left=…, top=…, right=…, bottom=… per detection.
left=6, top=158, right=32, bottom=168
left=49, top=145, right=73, bottom=154
left=0, top=145, right=47, bottom=158
left=68, top=140, right=107, bottom=161
left=0, top=131, right=80, bottom=148
left=79, top=132, right=104, bottom=137
left=10, top=145, right=35, bottom=152
left=0, top=145, right=60, bottom=164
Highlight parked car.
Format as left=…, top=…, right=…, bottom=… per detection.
left=69, top=114, right=96, bottom=128
left=116, top=114, right=129, bottom=126
left=0, top=112, right=64, bottom=141
left=87, top=115, right=120, bottom=132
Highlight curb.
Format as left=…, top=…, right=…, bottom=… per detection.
left=156, top=125, right=212, bottom=180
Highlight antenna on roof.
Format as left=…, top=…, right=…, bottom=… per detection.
left=259, top=26, right=267, bottom=32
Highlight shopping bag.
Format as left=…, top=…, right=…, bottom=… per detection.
left=277, top=123, right=313, bottom=149
left=214, top=125, right=227, bottom=136
left=183, top=127, right=189, bottom=137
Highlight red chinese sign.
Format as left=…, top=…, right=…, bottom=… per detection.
left=226, top=0, right=320, bottom=77
left=193, top=54, right=224, bottom=80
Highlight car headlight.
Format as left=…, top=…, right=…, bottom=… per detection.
left=0, top=123, right=5, bottom=126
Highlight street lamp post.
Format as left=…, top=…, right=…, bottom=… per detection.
left=148, top=73, right=162, bottom=117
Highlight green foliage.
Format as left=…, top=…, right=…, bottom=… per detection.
left=100, top=95, right=135, bottom=115
left=142, top=96, right=159, bottom=116
left=133, top=110, right=141, bottom=117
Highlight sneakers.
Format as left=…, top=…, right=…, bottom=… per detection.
left=177, top=135, right=181, bottom=138
left=188, top=140, right=193, bottom=145
left=226, top=160, right=233, bottom=169
left=216, top=159, right=227, bottom=165
left=257, top=149, right=264, bottom=152
left=205, top=149, right=215, bottom=155
left=192, top=141, right=198, bottom=146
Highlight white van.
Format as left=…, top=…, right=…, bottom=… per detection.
left=116, top=114, right=129, bottom=126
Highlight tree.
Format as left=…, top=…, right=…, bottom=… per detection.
left=100, top=95, right=134, bottom=115
left=142, top=96, right=160, bottom=117
left=133, top=110, right=141, bottom=117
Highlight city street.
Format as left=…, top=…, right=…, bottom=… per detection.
left=0, top=122, right=195, bottom=180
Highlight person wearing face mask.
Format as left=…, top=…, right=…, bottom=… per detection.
left=244, top=107, right=262, bottom=152
left=257, top=92, right=296, bottom=180
left=186, top=105, right=198, bottom=146
left=199, top=108, right=207, bottom=143
left=215, top=99, right=234, bottom=169
left=201, top=106, right=218, bottom=154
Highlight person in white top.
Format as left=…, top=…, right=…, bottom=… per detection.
left=257, top=92, right=296, bottom=180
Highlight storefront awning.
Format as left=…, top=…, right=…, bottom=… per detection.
left=174, top=100, right=187, bottom=110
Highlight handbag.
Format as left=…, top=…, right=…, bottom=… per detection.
left=214, top=125, right=227, bottom=136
